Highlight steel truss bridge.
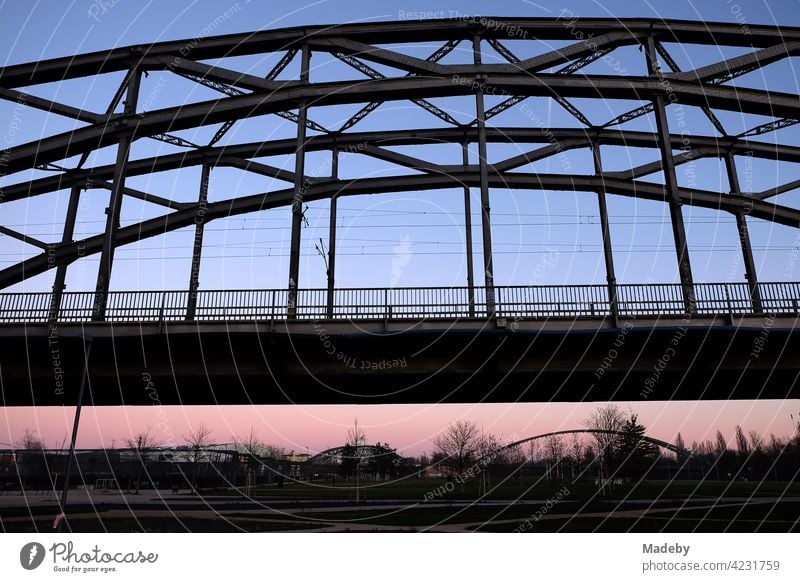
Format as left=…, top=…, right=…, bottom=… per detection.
left=1, top=18, right=800, bottom=406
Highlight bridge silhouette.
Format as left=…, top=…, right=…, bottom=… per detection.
left=307, top=429, right=691, bottom=466
left=1, top=18, right=799, bottom=407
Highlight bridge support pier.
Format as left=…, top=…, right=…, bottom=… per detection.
left=461, top=142, right=476, bottom=317
left=724, top=152, right=762, bottom=313
left=186, top=163, right=210, bottom=321
left=645, top=36, right=695, bottom=314
left=92, top=67, right=141, bottom=321
left=326, top=148, right=338, bottom=319
left=473, top=36, right=496, bottom=317
left=49, top=185, right=81, bottom=322
left=592, top=142, right=619, bottom=324
left=288, top=45, right=311, bottom=320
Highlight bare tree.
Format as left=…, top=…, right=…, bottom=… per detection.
left=714, top=430, right=728, bottom=455
left=182, top=423, right=214, bottom=490
left=674, top=432, right=689, bottom=464
left=16, top=428, right=45, bottom=492
left=504, top=442, right=526, bottom=466
left=432, top=420, right=481, bottom=475
left=346, top=418, right=366, bottom=447
left=237, top=427, right=265, bottom=458
left=545, top=435, right=565, bottom=480
left=528, top=440, right=539, bottom=464
left=570, top=433, right=584, bottom=464
left=18, top=428, right=44, bottom=450
left=584, top=404, right=626, bottom=491
left=734, top=425, right=750, bottom=457
left=125, top=428, right=160, bottom=494
left=748, top=430, right=764, bottom=453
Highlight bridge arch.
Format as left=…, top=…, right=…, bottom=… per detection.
left=498, top=429, right=691, bottom=459
left=0, top=16, right=798, bottom=324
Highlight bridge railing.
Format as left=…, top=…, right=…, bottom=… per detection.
left=0, top=282, right=798, bottom=323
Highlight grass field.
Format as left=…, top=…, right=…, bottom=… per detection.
left=2, top=478, right=798, bottom=532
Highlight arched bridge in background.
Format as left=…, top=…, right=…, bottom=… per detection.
left=307, top=429, right=691, bottom=466
left=1, top=18, right=799, bottom=406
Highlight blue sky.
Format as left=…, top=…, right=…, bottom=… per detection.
left=1, top=0, right=800, bottom=295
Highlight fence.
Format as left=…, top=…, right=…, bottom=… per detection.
left=0, top=282, right=798, bottom=323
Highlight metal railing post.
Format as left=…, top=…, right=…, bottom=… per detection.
left=724, top=284, right=734, bottom=325
left=158, top=291, right=167, bottom=326
left=384, top=288, right=390, bottom=330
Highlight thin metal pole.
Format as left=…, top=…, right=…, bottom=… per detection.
left=645, top=36, right=695, bottom=314
left=288, top=44, right=311, bottom=320
left=592, top=142, right=619, bottom=322
left=55, top=336, right=92, bottom=532
left=326, top=148, right=338, bottom=319
left=473, top=35, right=496, bottom=317
left=92, top=67, right=141, bottom=321
left=186, top=163, right=210, bottom=321
left=724, top=152, right=762, bottom=313
left=49, top=185, right=81, bottom=322
left=461, top=142, right=476, bottom=316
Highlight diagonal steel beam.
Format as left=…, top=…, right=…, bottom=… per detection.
left=671, top=41, right=800, bottom=85
left=90, top=179, right=190, bottom=210
left=265, top=49, right=298, bottom=81
left=311, top=37, right=446, bottom=75
left=486, top=38, right=520, bottom=65
left=492, top=139, right=585, bottom=172
left=602, top=102, right=654, bottom=128
left=0, top=226, right=49, bottom=250
left=603, top=147, right=712, bottom=180
left=77, top=70, right=135, bottom=169
left=0, top=87, right=104, bottom=124
left=333, top=51, right=459, bottom=126
left=359, top=144, right=444, bottom=173
left=513, top=31, right=637, bottom=73
left=218, top=156, right=305, bottom=184
left=150, top=132, right=199, bottom=149
left=156, top=56, right=285, bottom=93
left=483, top=44, right=612, bottom=124
left=753, top=178, right=800, bottom=200
left=738, top=117, right=800, bottom=138
left=337, top=40, right=460, bottom=132
left=655, top=41, right=727, bottom=135
left=159, top=55, right=328, bottom=142
left=556, top=47, right=614, bottom=75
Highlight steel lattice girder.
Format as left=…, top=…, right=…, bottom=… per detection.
left=1, top=171, right=797, bottom=289
left=1, top=18, right=798, bottom=88
left=2, top=17, right=800, bottom=292
left=4, top=128, right=799, bottom=203
left=4, top=74, right=800, bottom=173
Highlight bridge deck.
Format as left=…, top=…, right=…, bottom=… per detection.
left=0, top=283, right=798, bottom=407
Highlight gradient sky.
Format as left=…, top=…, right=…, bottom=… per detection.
left=1, top=0, right=799, bottom=455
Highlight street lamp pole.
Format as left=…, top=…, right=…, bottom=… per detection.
left=55, top=335, right=93, bottom=532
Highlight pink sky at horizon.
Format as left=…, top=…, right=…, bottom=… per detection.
left=2, top=400, right=798, bottom=456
